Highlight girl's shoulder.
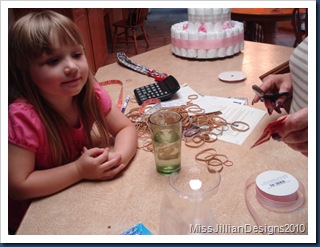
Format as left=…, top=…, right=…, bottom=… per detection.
left=94, top=82, right=112, bottom=115
left=9, top=99, right=46, bottom=152
left=9, top=98, right=36, bottom=111
left=9, top=99, right=40, bottom=122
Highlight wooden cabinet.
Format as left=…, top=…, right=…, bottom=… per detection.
left=10, top=8, right=108, bottom=73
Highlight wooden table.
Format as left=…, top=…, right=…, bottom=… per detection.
left=231, top=8, right=295, bottom=44
left=16, top=42, right=308, bottom=237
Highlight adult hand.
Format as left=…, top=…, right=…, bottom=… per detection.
left=252, top=73, right=293, bottom=114
left=75, top=147, right=124, bottom=180
left=273, top=108, right=308, bottom=156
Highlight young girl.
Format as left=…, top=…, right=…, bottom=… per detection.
left=8, top=10, right=137, bottom=234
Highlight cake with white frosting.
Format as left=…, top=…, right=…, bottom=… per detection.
left=171, top=8, right=244, bottom=59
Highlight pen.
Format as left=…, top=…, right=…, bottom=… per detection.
left=121, top=95, right=130, bottom=113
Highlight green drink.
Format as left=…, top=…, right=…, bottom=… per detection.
left=153, top=129, right=181, bottom=174
left=148, top=110, right=182, bottom=175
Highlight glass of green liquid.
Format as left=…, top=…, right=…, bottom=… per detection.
left=148, top=110, right=182, bottom=175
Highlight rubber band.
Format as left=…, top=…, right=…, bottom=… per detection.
left=199, top=125, right=211, bottom=133
left=193, top=114, right=208, bottom=126
left=207, top=164, right=223, bottom=173
left=186, top=104, right=204, bottom=114
left=192, top=135, right=203, bottom=144
left=202, top=134, right=216, bottom=143
left=215, top=154, right=234, bottom=167
left=185, top=136, right=205, bottom=148
left=194, top=148, right=233, bottom=173
left=188, top=94, right=199, bottom=100
left=207, top=157, right=222, bottom=167
left=195, top=148, right=217, bottom=162
left=184, top=126, right=200, bottom=137
left=122, top=93, right=248, bottom=169
left=230, top=121, right=250, bottom=132
left=223, top=160, right=234, bottom=167
left=204, top=153, right=217, bottom=161
left=210, top=128, right=224, bottom=136
left=140, top=138, right=153, bottom=151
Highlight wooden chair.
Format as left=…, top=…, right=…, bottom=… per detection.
left=242, top=21, right=264, bottom=43
left=112, top=8, right=150, bottom=54
left=292, top=8, right=308, bottom=47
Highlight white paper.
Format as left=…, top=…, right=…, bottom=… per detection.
left=159, top=86, right=246, bottom=112
left=147, top=85, right=266, bottom=145
left=211, top=102, right=266, bottom=145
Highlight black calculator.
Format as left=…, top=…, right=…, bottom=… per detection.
left=133, top=75, right=180, bottom=105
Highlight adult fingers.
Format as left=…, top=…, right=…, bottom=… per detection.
left=252, top=94, right=261, bottom=105
left=286, top=141, right=308, bottom=154
left=263, top=99, right=275, bottom=115
left=282, top=128, right=308, bottom=144
left=276, top=108, right=308, bottom=138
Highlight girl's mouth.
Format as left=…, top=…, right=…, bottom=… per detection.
left=62, top=77, right=81, bottom=84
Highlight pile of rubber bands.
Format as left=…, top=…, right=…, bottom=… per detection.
left=125, top=95, right=250, bottom=173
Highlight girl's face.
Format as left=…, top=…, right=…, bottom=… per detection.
left=29, top=40, right=89, bottom=102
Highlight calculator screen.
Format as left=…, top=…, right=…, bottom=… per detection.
left=166, top=77, right=178, bottom=90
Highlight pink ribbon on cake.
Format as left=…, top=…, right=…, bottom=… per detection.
left=183, top=23, right=188, bottom=30
left=198, top=24, right=207, bottom=33
left=222, top=21, right=235, bottom=29
left=171, top=32, right=244, bottom=50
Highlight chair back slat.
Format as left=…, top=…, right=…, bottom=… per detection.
left=292, top=8, right=308, bottom=47
left=112, top=8, right=150, bottom=54
left=127, top=8, right=148, bottom=26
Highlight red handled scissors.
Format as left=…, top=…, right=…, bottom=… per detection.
left=251, top=117, right=287, bottom=149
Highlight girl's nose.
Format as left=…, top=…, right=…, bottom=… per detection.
left=64, top=59, right=79, bottom=75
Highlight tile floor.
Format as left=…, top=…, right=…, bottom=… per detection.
left=105, top=8, right=296, bottom=65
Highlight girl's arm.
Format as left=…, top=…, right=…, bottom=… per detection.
left=8, top=143, right=81, bottom=200
left=9, top=143, right=123, bottom=200
left=105, top=105, right=138, bottom=166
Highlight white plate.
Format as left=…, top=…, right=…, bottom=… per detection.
left=218, top=71, right=247, bottom=82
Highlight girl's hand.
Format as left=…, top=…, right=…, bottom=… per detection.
left=274, top=108, right=308, bottom=156
left=252, top=73, right=293, bottom=114
left=75, top=147, right=124, bottom=180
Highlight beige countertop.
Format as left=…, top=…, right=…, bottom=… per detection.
left=16, top=42, right=308, bottom=237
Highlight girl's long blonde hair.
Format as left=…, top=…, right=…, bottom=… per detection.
left=9, top=10, right=110, bottom=165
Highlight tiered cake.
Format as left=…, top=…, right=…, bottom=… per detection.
left=171, top=8, right=244, bottom=59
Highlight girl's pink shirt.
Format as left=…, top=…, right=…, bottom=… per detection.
left=9, top=83, right=112, bottom=168
left=8, top=83, right=112, bottom=230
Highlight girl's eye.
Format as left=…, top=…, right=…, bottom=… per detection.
left=73, top=52, right=83, bottom=59
left=46, top=58, right=59, bottom=66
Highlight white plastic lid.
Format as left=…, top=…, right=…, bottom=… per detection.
left=218, top=71, right=247, bottom=82
left=256, top=170, right=299, bottom=196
